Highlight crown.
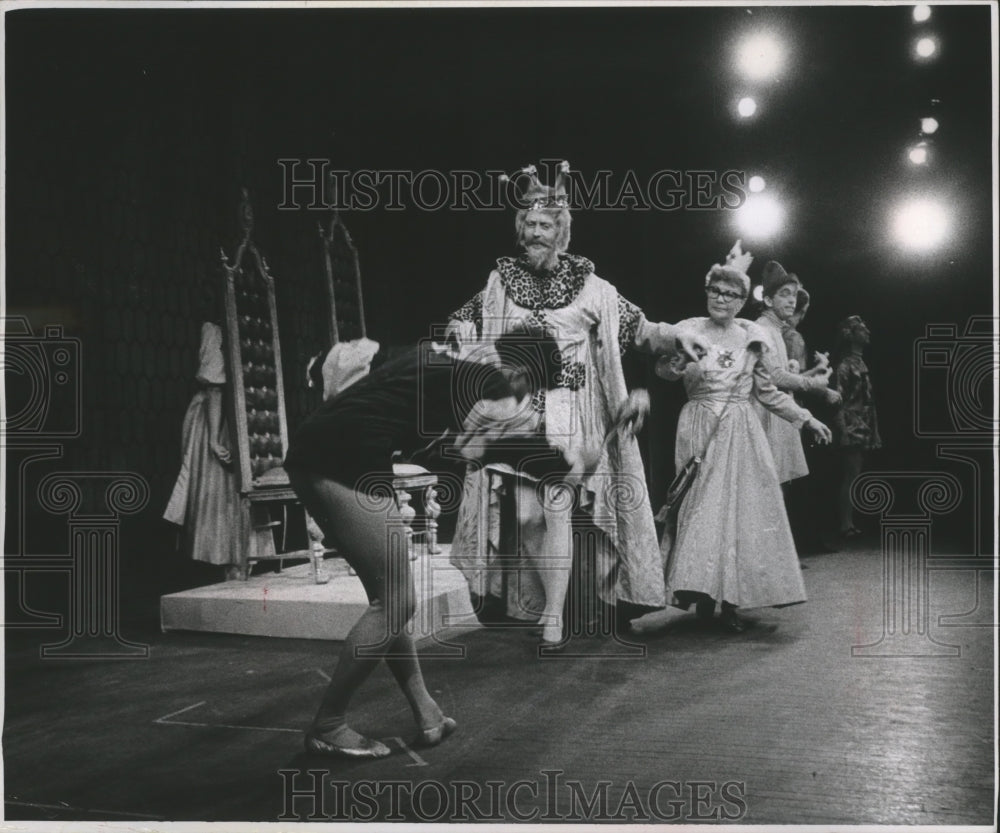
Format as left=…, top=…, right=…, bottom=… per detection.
left=501, top=161, right=571, bottom=210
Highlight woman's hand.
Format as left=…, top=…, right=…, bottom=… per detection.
left=806, top=417, right=833, bottom=445
left=803, top=351, right=832, bottom=381
left=675, top=327, right=710, bottom=363
left=822, top=387, right=842, bottom=406
left=211, top=441, right=232, bottom=466
left=806, top=365, right=833, bottom=387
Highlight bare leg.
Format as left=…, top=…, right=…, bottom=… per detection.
left=383, top=631, right=444, bottom=732
left=515, top=481, right=574, bottom=645
left=290, top=472, right=449, bottom=750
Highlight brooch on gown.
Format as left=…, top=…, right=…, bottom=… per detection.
left=717, top=349, right=735, bottom=369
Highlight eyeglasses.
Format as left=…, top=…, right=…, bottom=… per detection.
left=706, top=286, right=746, bottom=302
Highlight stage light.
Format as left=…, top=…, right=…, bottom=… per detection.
left=915, top=36, right=938, bottom=59
left=921, top=117, right=939, bottom=134
left=891, top=198, right=950, bottom=251
left=748, top=175, right=766, bottom=193
left=735, top=193, right=785, bottom=239
left=908, top=144, right=928, bottom=165
left=737, top=97, right=757, bottom=118
left=913, top=4, right=931, bottom=22
left=735, top=33, right=785, bottom=81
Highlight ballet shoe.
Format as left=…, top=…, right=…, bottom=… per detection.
left=413, top=716, right=457, bottom=748
left=304, top=732, right=392, bottom=759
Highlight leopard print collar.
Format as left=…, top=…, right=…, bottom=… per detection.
left=495, top=253, right=595, bottom=310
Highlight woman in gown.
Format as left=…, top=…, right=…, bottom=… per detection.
left=163, top=318, right=243, bottom=579
left=656, top=263, right=832, bottom=632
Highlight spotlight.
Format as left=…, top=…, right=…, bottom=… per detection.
left=913, top=4, right=931, bottom=22
left=920, top=117, right=939, bottom=134
left=908, top=144, right=928, bottom=165
left=748, top=175, right=766, bottom=193
left=735, top=193, right=785, bottom=239
left=737, top=97, right=758, bottom=118
left=914, top=36, right=938, bottom=59
left=735, top=33, right=785, bottom=81
left=891, top=198, right=950, bottom=251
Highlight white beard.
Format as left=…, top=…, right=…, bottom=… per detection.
left=523, top=243, right=556, bottom=273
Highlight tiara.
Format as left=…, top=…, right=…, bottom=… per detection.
left=725, top=239, right=754, bottom=274
left=500, top=161, right=571, bottom=210
left=705, top=239, right=754, bottom=292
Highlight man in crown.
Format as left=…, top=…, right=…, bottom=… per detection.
left=444, top=161, right=708, bottom=646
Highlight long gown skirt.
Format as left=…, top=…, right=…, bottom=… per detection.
left=662, top=399, right=806, bottom=610
left=163, top=391, right=241, bottom=566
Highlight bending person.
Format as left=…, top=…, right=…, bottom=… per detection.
left=284, top=328, right=577, bottom=758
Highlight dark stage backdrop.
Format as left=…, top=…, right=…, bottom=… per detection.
left=3, top=6, right=995, bottom=620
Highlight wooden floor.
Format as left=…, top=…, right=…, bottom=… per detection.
left=3, top=540, right=995, bottom=825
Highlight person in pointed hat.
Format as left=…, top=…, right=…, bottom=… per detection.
left=751, top=260, right=837, bottom=486
left=445, top=161, right=709, bottom=647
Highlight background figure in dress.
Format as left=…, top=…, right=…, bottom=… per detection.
left=832, top=315, right=882, bottom=539
left=284, top=328, right=582, bottom=759
left=782, top=288, right=843, bottom=554
left=163, top=286, right=243, bottom=581
left=656, top=262, right=832, bottom=633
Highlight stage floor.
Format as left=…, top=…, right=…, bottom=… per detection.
left=4, top=540, right=996, bottom=825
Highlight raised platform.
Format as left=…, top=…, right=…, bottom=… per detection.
left=159, top=544, right=480, bottom=641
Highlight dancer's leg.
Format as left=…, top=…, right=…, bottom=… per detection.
left=290, top=472, right=445, bottom=746
left=383, top=631, right=444, bottom=731
left=515, top=481, right=574, bottom=644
